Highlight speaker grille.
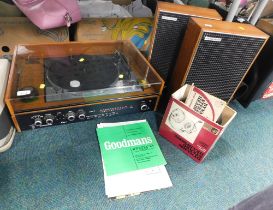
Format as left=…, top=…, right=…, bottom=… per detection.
left=185, top=32, right=265, bottom=101
left=150, top=12, right=190, bottom=80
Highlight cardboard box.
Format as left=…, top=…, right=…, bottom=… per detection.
left=256, top=18, right=273, bottom=36
left=261, top=0, right=273, bottom=18
left=159, top=84, right=237, bottom=163
left=75, top=18, right=153, bottom=52
left=0, top=17, right=69, bottom=57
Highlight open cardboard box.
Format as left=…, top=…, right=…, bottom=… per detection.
left=159, top=84, right=237, bottom=163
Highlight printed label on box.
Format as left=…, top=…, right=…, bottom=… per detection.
left=165, top=101, right=204, bottom=144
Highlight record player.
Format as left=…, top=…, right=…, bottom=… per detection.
left=5, top=41, right=164, bottom=131
left=44, top=52, right=143, bottom=102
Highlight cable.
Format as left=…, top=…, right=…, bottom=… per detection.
left=109, top=18, right=152, bottom=41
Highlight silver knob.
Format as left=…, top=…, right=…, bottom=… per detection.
left=77, top=110, right=86, bottom=120
left=44, top=114, right=54, bottom=125
left=140, top=103, right=148, bottom=111
left=67, top=111, right=76, bottom=121
left=34, top=117, right=42, bottom=126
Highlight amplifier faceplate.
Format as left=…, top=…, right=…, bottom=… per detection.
left=16, top=97, right=157, bottom=131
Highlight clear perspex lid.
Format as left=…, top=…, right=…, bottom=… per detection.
left=5, top=41, right=164, bottom=113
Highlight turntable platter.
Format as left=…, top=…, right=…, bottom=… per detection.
left=44, top=52, right=141, bottom=102
left=45, top=55, right=119, bottom=91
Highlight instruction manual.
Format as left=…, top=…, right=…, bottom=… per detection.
left=97, top=120, right=172, bottom=198
left=96, top=120, right=167, bottom=176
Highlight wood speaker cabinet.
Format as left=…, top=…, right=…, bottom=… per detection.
left=170, top=17, right=269, bottom=102
left=148, top=2, right=222, bottom=81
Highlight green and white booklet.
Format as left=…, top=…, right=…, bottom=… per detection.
left=97, top=120, right=172, bottom=198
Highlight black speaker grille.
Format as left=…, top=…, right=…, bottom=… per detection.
left=150, top=11, right=190, bottom=80
left=185, top=32, right=265, bottom=101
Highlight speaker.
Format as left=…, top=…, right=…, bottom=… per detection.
left=170, top=17, right=269, bottom=102
left=148, top=2, right=222, bottom=81
left=237, top=19, right=273, bottom=107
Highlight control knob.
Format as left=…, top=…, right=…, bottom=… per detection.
left=44, top=114, right=54, bottom=125
left=67, top=111, right=76, bottom=121
left=34, top=117, right=42, bottom=126
left=140, top=103, right=149, bottom=111
left=77, top=110, right=86, bottom=120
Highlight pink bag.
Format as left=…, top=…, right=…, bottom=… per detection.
left=13, top=0, right=81, bottom=29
